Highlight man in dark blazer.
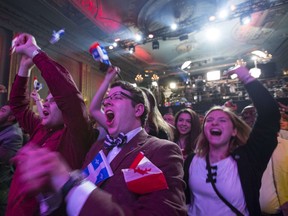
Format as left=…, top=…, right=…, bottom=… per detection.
left=14, top=76, right=187, bottom=215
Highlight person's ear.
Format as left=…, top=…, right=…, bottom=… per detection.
left=135, top=103, right=144, bottom=117
left=232, top=128, right=237, bottom=137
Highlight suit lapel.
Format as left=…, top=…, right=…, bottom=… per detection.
left=97, top=130, right=148, bottom=187
left=110, top=130, right=147, bottom=170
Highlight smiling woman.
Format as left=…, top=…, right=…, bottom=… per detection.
left=174, top=108, right=201, bottom=158
left=184, top=66, right=280, bottom=216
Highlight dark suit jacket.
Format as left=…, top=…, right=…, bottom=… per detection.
left=80, top=129, right=187, bottom=216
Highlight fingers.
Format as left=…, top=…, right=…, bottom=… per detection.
left=107, top=66, right=120, bottom=74
left=13, top=147, right=62, bottom=196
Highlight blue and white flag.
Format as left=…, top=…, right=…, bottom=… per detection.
left=83, top=150, right=113, bottom=184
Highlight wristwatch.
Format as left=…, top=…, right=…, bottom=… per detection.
left=61, top=170, right=85, bottom=199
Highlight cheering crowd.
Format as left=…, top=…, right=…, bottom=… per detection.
left=0, top=33, right=287, bottom=216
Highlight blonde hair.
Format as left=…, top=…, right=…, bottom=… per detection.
left=195, top=106, right=251, bottom=157
left=140, top=87, right=174, bottom=141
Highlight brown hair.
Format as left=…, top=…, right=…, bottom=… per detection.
left=140, top=87, right=174, bottom=140
left=174, top=108, right=201, bottom=155
left=110, top=81, right=149, bottom=126
left=195, top=106, right=251, bottom=157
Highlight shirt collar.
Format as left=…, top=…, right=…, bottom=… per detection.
left=125, top=127, right=142, bottom=143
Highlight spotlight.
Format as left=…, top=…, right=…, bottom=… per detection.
left=148, top=34, right=154, bottom=39
left=152, top=40, right=159, bottom=49
left=240, top=13, right=251, bottom=25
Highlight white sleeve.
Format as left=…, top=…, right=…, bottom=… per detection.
left=65, top=181, right=97, bottom=216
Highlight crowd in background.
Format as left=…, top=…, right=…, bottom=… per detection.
left=0, top=33, right=287, bottom=216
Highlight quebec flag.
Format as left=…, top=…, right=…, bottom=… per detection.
left=83, top=150, right=113, bottom=185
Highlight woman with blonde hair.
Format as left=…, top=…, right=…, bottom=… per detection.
left=140, top=87, right=174, bottom=141
left=184, top=66, right=280, bottom=216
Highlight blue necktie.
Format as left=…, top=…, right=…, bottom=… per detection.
left=104, top=133, right=127, bottom=151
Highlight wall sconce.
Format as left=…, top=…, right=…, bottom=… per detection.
left=151, top=74, right=159, bottom=81
left=135, top=74, right=144, bottom=83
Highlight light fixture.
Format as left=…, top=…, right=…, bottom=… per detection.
left=209, top=15, right=216, bottom=22
left=148, top=34, right=154, bottom=39
left=218, top=9, right=229, bottom=20
left=240, top=13, right=251, bottom=25
left=151, top=74, right=159, bottom=81
left=205, top=27, right=220, bottom=41
left=249, top=67, right=261, bottom=78
left=152, top=40, right=159, bottom=49
left=169, top=82, right=177, bottom=89
left=171, top=23, right=177, bottom=30
left=135, top=74, right=143, bottom=83
left=135, top=33, right=142, bottom=42
left=251, top=50, right=272, bottom=64
left=249, top=59, right=261, bottom=78
left=181, top=61, right=192, bottom=70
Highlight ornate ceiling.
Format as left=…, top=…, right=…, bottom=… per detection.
left=1, top=0, right=288, bottom=85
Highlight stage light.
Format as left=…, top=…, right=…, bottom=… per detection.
left=240, top=13, right=251, bottom=25
left=171, top=23, right=177, bottom=30
left=152, top=40, right=159, bottom=49
left=135, top=33, right=142, bottom=42
left=169, top=82, right=177, bottom=89
left=148, top=34, right=154, bottom=39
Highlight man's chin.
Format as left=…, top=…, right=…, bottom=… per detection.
left=107, top=128, right=117, bottom=138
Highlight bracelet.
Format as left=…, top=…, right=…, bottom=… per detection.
left=61, top=170, right=85, bottom=199
left=32, top=49, right=42, bottom=59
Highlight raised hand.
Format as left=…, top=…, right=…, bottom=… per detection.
left=12, top=33, right=41, bottom=58
left=12, top=145, right=71, bottom=197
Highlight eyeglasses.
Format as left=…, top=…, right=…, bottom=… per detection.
left=102, top=91, right=134, bottom=106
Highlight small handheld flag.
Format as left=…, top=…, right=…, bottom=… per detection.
left=33, top=76, right=43, bottom=92
left=50, top=29, right=65, bottom=44
left=122, top=152, right=168, bottom=194
left=89, top=42, right=111, bottom=72
left=83, top=150, right=113, bottom=185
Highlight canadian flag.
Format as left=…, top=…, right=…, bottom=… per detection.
left=122, top=152, right=168, bottom=194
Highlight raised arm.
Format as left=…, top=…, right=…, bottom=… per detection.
left=9, top=52, right=40, bottom=134
left=30, top=89, right=44, bottom=118
left=89, top=67, right=119, bottom=129
left=228, top=66, right=280, bottom=167
left=12, top=33, right=93, bottom=149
